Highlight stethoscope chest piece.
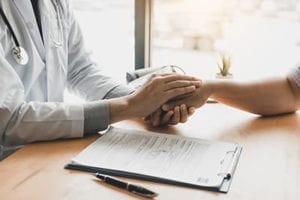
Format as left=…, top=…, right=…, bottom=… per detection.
left=12, top=46, right=29, bottom=66
left=0, top=7, right=29, bottom=66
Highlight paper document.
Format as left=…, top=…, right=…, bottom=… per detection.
left=67, top=127, right=242, bottom=192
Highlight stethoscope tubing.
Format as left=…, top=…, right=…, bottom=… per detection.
left=0, top=0, right=64, bottom=48
left=0, top=7, right=20, bottom=47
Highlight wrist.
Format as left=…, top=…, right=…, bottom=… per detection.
left=204, top=79, right=228, bottom=99
left=108, top=96, right=134, bottom=124
left=202, top=79, right=217, bottom=97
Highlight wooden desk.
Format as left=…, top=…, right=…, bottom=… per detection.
left=1, top=103, right=300, bottom=200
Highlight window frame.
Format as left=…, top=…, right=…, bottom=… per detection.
left=135, top=0, right=152, bottom=69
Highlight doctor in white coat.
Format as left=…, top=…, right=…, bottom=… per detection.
left=0, top=0, right=200, bottom=156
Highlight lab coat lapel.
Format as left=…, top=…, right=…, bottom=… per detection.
left=13, top=0, right=46, bottom=60
left=39, top=0, right=55, bottom=101
left=39, top=0, right=50, bottom=54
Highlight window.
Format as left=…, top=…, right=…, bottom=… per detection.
left=151, top=0, right=300, bottom=80
left=66, top=0, right=134, bottom=102
left=73, top=0, right=134, bottom=82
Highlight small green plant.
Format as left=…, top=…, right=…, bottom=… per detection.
left=217, top=53, right=232, bottom=77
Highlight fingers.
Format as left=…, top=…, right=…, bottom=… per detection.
left=169, top=105, right=193, bottom=125
left=148, top=105, right=194, bottom=127
left=165, top=85, right=196, bottom=100
left=148, top=74, right=201, bottom=91
left=164, top=80, right=201, bottom=91
left=163, top=74, right=200, bottom=83
left=151, top=109, right=162, bottom=126
left=149, top=109, right=174, bottom=127
left=160, top=110, right=174, bottom=125
left=179, top=104, right=188, bottom=123
left=145, top=74, right=201, bottom=105
left=170, top=106, right=180, bottom=125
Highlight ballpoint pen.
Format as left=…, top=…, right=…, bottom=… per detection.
left=95, top=173, right=158, bottom=199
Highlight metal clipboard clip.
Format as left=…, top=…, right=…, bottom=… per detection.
left=217, top=147, right=242, bottom=180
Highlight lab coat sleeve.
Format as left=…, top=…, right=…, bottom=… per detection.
left=0, top=52, right=84, bottom=146
left=83, top=85, right=135, bottom=135
left=83, top=100, right=109, bottom=135
left=289, top=66, right=300, bottom=88
left=66, top=3, right=127, bottom=101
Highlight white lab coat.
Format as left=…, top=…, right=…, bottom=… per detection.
left=0, top=0, right=120, bottom=146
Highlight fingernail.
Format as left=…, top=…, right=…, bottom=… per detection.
left=162, top=104, right=168, bottom=111
left=189, top=85, right=196, bottom=91
left=169, top=111, right=174, bottom=115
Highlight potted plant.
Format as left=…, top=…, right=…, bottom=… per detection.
left=216, top=52, right=232, bottom=79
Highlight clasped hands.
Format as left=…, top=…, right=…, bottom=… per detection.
left=128, top=73, right=211, bottom=127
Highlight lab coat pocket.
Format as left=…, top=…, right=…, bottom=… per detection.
left=49, top=19, right=63, bottom=48
left=47, top=3, right=69, bottom=76
left=48, top=4, right=69, bottom=48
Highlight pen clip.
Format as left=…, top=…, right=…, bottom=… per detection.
left=127, top=184, right=158, bottom=198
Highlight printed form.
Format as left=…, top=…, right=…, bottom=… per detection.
left=72, top=127, right=239, bottom=188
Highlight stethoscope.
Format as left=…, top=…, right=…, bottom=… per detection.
left=0, top=7, right=29, bottom=66
left=0, top=0, right=63, bottom=66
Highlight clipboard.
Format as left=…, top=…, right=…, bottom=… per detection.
left=65, top=127, right=242, bottom=193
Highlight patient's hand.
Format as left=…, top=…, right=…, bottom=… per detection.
left=145, top=104, right=195, bottom=127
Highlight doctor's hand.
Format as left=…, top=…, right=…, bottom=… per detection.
left=162, top=80, right=212, bottom=112
left=108, top=74, right=201, bottom=123
left=145, top=104, right=196, bottom=127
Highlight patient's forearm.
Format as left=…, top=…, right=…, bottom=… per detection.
left=207, top=77, right=300, bottom=116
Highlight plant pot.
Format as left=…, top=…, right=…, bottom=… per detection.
left=215, top=73, right=233, bottom=79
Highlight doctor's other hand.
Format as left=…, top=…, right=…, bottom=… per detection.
left=109, top=74, right=201, bottom=123
left=162, top=80, right=212, bottom=112
left=145, top=104, right=196, bottom=127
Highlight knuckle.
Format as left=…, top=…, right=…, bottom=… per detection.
left=146, top=76, right=154, bottom=84
left=149, top=74, right=158, bottom=82
left=151, top=74, right=157, bottom=78
left=150, top=74, right=163, bottom=83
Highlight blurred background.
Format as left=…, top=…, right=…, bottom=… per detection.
left=72, top=0, right=300, bottom=83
